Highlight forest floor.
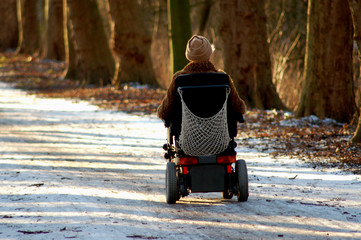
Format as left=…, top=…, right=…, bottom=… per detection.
left=0, top=52, right=360, bottom=174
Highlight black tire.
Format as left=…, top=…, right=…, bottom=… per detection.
left=236, top=159, right=249, bottom=202
left=166, top=162, right=178, bottom=204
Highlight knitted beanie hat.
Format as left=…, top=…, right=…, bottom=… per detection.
left=185, top=35, right=213, bottom=62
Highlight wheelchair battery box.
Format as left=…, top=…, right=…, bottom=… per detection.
left=190, top=165, right=225, bottom=192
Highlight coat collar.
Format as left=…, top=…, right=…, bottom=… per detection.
left=181, top=61, right=217, bottom=74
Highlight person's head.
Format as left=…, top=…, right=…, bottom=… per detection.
left=185, top=35, right=213, bottom=62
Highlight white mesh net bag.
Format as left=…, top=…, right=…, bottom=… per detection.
left=178, top=88, right=231, bottom=156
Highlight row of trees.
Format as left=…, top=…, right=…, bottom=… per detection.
left=0, top=0, right=360, bottom=142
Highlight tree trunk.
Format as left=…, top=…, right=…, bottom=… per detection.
left=62, top=0, right=78, bottom=80
left=197, top=0, right=212, bottom=35
left=66, top=0, right=115, bottom=86
left=0, top=0, right=18, bottom=51
left=348, top=0, right=361, bottom=143
left=44, top=0, right=64, bottom=60
left=219, top=0, right=286, bottom=110
left=16, top=0, right=41, bottom=55
left=151, top=0, right=170, bottom=88
left=296, top=0, right=355, bottom=123
left=167, top=0, right=192, bottom=73
left=108, top=0, right=158, bottom=88
left=351, top=114, right=361, bottom=143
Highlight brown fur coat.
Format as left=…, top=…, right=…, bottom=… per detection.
left=157, top=61, right=246, bottom=123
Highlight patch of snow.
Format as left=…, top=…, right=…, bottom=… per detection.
left=121, top=82, right=153, bottom=90
left=279, top=119, right=298, bottom=127
left=280, top=114, right=344, bottom=127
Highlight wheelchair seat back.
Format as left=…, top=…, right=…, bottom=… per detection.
left=172, top=72, right=237, bottom=146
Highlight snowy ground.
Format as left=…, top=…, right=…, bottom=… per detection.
left=0, top=81, right=360, bottom=240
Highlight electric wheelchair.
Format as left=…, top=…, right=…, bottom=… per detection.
left=162, top=72, right=248, bottom=204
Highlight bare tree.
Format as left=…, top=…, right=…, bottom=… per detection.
left=348, top=0, right=361, bottom=143
left=65, top=0, right=115, bottom=86
left=167, top=0, right=192, bottom=74
left=151, top=0, right=170, bottom=88
left=108, top=0, right=158, bottom=88
left=44, top=0, right=64, bottom=60
left=61, top=0, right=78, bottom=80
left=197, top=0, right=213, bottom=35
left=265, top=0, right=308, bottom=111
left=296, top=0, right=355, bottom=123
left=219, top=0, right=286, bottom=110
left=16, top=0, right=41, bottom=54
left=0, top=0, right=18, bottom=51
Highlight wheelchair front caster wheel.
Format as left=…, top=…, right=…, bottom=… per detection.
left=222, top=189, right=233, bottom=199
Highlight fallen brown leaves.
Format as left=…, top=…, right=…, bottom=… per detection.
left=0, top=52, right=165, bottom=114
left=1, top=52, right=360, bottom=173
left=239, top=110, right=360, bottom=174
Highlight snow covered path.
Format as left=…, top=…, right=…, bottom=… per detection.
left=0, top=82, right=360, bottom=240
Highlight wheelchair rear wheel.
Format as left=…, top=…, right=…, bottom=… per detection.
left=236, top=159, right=249, bottom=202
left=166, top=162, right=178, bottom=204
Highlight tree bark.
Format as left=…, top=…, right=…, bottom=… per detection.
left=62, top=0, right=78, bottom=80
left=151, top=0, right=170, bottom=88
left=351, top=113, right=361, bottom=143
left=348, top=0, right=361, bottom=143
left=107, top=0, right=157, bottom=88
left=197, top=0, right=212, bottom=35
left=0, top=0, right=18, bottom=51
left=44, top=0, right=64, bottom=60
left=219, top=0, right=286, bottom=110
left=66, top=0, right=115, bottom=86
left=167, top=0, right=192, bottom=74
left=296, top=0, right=355, bottom=123
left=16, top=0, right=41, bottom=55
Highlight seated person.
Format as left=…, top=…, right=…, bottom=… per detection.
left=157, top=35, right=246, bottom=124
